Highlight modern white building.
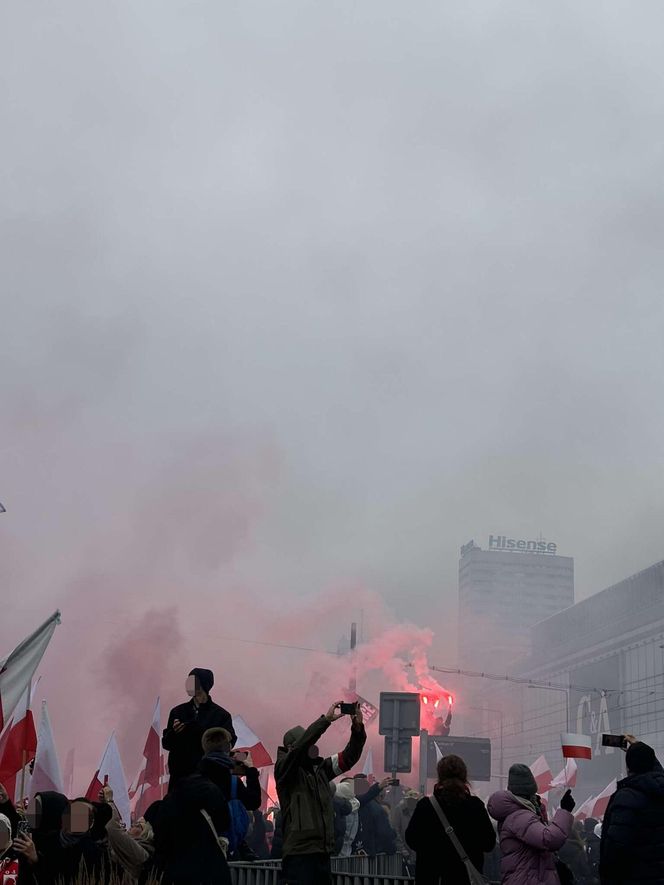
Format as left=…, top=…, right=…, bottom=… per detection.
left=458, top=535, right=575, bottom=670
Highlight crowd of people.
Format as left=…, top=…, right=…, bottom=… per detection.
left=0, top=667, right=662, bottom=885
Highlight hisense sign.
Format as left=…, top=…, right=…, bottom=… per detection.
left=488, top=534, right=557, bottom=555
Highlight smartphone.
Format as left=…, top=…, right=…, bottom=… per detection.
left=232, top=751, right=249, bottom=762
left=340, top=702, right=358, bottom=715
left=16, top=819, right=30, bottom=838
left=389, top=778, right=400, bottom=786
left=602, top=734, right=627, bottom=749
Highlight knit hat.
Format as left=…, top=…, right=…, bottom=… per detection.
left=508, top=764, right=538, bottom=798
left=189, top=668, right=214, bottom=694
left=283, top=726, right=305, bottom=748
left=626, top=741, right=658, bottom=774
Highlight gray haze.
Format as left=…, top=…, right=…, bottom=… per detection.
left=2, top=0, right=664, bottom=775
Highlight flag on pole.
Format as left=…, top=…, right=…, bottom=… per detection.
left=529, top=755, right=553, bottom=794
left=591, top=779, right=617, bottom=820
left=129, top=698, right=163, bottom=818
left=86, top=734, right=131, bottom=826
left=551, top=758, right=578, bottom=789
left=434, top=741, right=444, bottom=763
left=232, top=716, right=273, bottom=768
left=574, top=794, right=596, bottom=821
left=0, top=682, right=38, bottom=801
left=28, top=701, right=63, bottom=798
left=0, top=612, right=60, bottom=732
left=63, top=748, right=75, bottom=797
left=561, top=733, right=592, bottom=760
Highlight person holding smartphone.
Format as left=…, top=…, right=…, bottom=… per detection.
left=275, top=701, right=366, bottom=885
left=162, top=668, right=237, bottom=792
left=600, top=734, right=664, bottom=885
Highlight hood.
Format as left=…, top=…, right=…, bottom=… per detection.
left=0, top=813, right=11, bottom=860
left=282, top=726, right=305, bottom=748
left=189, top=668, right=214, bottom=694
left=488, top=790, right=537, bottom=822
left=34, top=791, right=69, bottom=833
left=619, top=769, right=664, bottom=797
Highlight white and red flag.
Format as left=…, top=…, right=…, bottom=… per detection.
left=86, top=733, right=131, bottom=826
left=562, top=733, right=592, bottom=760
left=574, top=794, right=597, bottom=821
left=529, top=755, right=553, bottom=794
left=0, top=682, right=38, bottom=801
left=29, top=701, right=64, bottom=798
left=0, top=612, right=60, bottom=732
left=232, top=716, right=273, bottom=768
left=591, top=779, right=617, bottom=820
left=362, top=748, right=375, bottom=783
left=129, top=698, right=164, bottom=818
left=551, top=758, right=578, bottom=789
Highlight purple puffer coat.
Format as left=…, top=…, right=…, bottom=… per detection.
left=487, top=790, right=573, bottom=885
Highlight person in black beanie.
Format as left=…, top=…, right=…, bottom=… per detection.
left=600, top=736, right=664, bottom=884
left=162, top=668, right=236, bottom=791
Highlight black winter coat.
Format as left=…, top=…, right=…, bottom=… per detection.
left=152, top=772, right=231, bottom=885
left=600, top=767, right=664, bottom=885
left=355, top=784, right=397, bottom=857
left=406, top=790, right=496, bottom=885
left=162, top=697, right=236, bottom=789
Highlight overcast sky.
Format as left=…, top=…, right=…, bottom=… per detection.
left=2, top=0, right=664, bottom=774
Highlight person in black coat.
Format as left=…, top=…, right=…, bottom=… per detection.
left=600, top=740, right=664, bottom=885
left=162, top=667, right=236, bottom=791
left=354, top=778, right=397, bottom=857
left=406, top=754, right=496, bottom=885
left=152, top=770, right=231, bottom=885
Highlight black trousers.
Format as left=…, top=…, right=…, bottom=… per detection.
left=281, top=853, right=332, bottom=885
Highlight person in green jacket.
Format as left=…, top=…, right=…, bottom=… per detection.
left=275, top=702, right=366, bottom=885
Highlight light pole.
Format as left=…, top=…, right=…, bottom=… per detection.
left=470, top=706, right=504, bottom=783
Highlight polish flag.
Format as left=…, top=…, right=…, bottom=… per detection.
left=29, top=701, right=63, bottom=798
left=0, top=612, right=60, bottom=732
left=258, top=767, right=271, bottom=811
left=561, top=733, right=592, bottom=760
left=574, top=794, right=596, bottom=821
left=530, top=755, right=553, bottom=794
left=232, top=716, right=273, bottom=768
left=591, top=780, right=617, bottom=820
left=0, top=682, right=38, bottom=802
left=362, top=748, right=375, bottom=784
left=129, top=698, right=164, bottom=818
left=86, top=733, right=131, bottom=826
left=551, top=758, right=578, bottom=789
left=63, top=749, right=75, bottom=797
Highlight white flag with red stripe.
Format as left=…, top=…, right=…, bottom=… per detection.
left=529, top=755, right=553, bottom=794
left=0, top=682, right=38, bottom=802
left=591, top=779, right=617, bottom=820
left=129, top=698, right=163, bottom=818
left=232, top=716, right=273, bottom=768
left=574, top=794, right=596, bottom=821
left=0, top=612, right=60, bottom=732
left=551, top=758, right=578, bottom=789
left=29, top=701, right=64, bottom=798
left=86, top=733, right=131, bottom=826
left=562, top=733, right=592, bottom=760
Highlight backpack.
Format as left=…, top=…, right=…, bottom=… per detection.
left=225, top=776, right=251, bottom=855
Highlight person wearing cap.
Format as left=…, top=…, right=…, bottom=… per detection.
left=162, top=668, right=237, bottom=791
left=488, top=762, right=575, bottom=885
left=275, top=701, right=367, bottom=885
left=600, top=735, right=664, bottom=884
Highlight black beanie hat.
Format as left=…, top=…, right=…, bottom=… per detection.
left=508, top=764, right=538, bottom=798
left=189, top=668, right=214, bottom=694
left=626, top=741, right=657, bottom=775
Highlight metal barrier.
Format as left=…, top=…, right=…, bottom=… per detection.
left=229, top=857, right=414, bottom=885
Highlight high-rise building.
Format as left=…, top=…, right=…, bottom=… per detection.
left=458, top=535, right=574, bottom=670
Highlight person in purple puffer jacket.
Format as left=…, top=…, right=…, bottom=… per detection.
left=488, top=763, right=575, bottom=885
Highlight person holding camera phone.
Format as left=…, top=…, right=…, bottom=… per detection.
left=600, top=733, right=664, bottom=885
left=275, top=701, right=366, bottom=885
left=162, top=668, right=237, bottom=792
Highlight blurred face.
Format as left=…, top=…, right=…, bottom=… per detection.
left=63, top=801, right=92, bottom=835
left=0, top=783, right=8, bottom=804
left=27, top=795, right=42, bottom=830
left=186, top=675, right=208, bottom=704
